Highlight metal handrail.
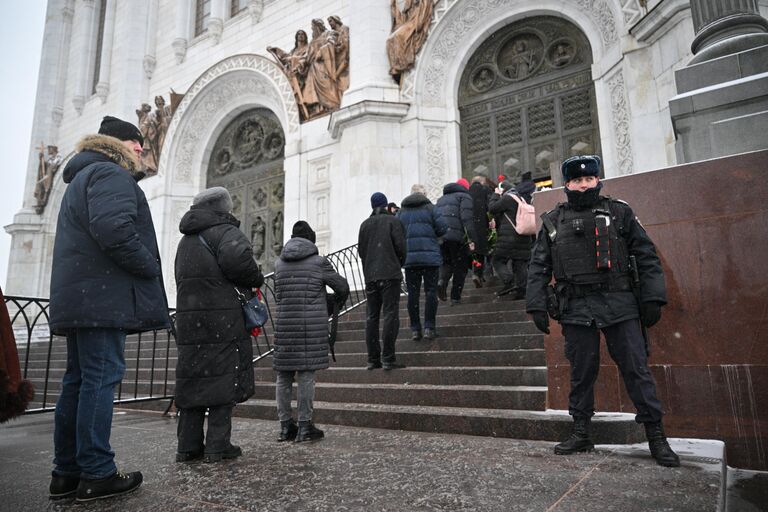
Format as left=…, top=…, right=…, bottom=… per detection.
left=6, top=244, right=368, bottom=413
left=5, top=295, right=177, bottom=413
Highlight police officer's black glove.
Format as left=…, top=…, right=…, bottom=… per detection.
left=640, top=302, right=662, bottom=327
left=531, top=311, right=550, bottom=334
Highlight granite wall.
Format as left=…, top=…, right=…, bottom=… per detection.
left=532, top=149, right=768, bottom=470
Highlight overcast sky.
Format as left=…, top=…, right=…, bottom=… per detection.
left=0, top=2, right=47, bottom=290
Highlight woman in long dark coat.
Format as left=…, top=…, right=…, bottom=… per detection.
left=272, top=221, right=349, bottom=443
left=468, top=176, right=493, bottom=287
left=174, top=187, right=263, bottom=463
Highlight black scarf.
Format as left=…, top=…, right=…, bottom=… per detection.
left=564, top=181, right=603, bottom=210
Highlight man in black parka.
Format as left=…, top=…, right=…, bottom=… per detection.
left=358, top=192, right=407, bottom=370
left=526, top=155, right=679, bottom=467
left=49, top=117, right=170, bottom=502
left=174, top=187, right=264, bottom=462
left=272, top=221, right=349, bottom=442
left=468, top=175, right=492, bottom=288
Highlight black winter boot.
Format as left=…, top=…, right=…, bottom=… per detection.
left=295, top=421, right=325, bottom=443
left=554, top=417, right=594, bottom=455
left=278, top=419, right=298, bottom=442
left=644, top=422, right=680, bottom=467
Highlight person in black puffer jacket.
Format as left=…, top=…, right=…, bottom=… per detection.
left=174, top=187, right=264, bottom=463
left=489, top=181, right=534, bottom=299
left=273, top=221, right=349, bottom=442
left=435, top=179, right=477, bottom=305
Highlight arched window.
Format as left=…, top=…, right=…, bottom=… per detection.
left=194, top=0, right=211, bottom=37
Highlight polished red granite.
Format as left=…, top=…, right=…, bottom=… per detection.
left=533, top=149, right=768, bottom=470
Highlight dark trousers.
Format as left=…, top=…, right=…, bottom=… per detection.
left=405, top=266, right=439, bottom=332
left=365, top=279, right=401, bottom=364
left=562, top=319, right=664, bottom=423
left=53, top=328, right=126, bottom=480
left=177, top=404, right=235, bottom=454
left=492, top=254, right=528, bottom=291
left=439, top=241, right=471, bottom=301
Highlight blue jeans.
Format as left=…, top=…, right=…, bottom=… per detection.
left=53, top=328, right=127, bottom=480
left=405, top=266, right=439, bottom=331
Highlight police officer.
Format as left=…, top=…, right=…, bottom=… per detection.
left=526, top=155, right=679, bottom=467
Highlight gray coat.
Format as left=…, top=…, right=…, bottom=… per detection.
left=272, top=237, right=350, bottom=372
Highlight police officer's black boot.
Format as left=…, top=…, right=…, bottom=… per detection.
left=554, top=416, right=594, bottom=455
left=644, top=421, right=680, bottom=467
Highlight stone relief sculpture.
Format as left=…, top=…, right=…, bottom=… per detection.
left=267, top=17, right=349, bottom=122
left=386, top=0, right=437, bottom=81
left=34, top=143, right=62, bottom=214
left=135, top=92, right=184, bottom=175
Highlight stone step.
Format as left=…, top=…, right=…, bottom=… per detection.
left=332, top=333, right=543, bottom=353
left=255, top=366, right=547, bottom=386
left=335, top=320, right=538, bottom=340
left=223, top=400, right=646, bottom=445
left=338, top=310, right=530, bottom=331
left=251, top=382, right=546, bottom=410
left=326, top=349, right=545, bottom=367
left=340, top=298, right=526, bottom=321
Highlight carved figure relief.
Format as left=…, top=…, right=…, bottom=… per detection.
left=386, top=0, right=437, bottom=81
left=136, top=91, right=183, bottom=176
left=498, top=36, right=543, bottom=81
left=267, top=16, right=349, bottom=122
left=206, top=108, right=285, bottom=273
left=34, top=143, right=62, bottom=214
left=458, top=17, right=600, bottom=184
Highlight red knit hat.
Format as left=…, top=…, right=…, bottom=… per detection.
left=456, top=178, right=470, bottom=190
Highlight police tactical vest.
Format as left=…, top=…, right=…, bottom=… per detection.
left=546, top=198, right=631, bottom=290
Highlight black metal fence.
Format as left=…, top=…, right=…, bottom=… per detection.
left=7, top=243, right=367, bottom=413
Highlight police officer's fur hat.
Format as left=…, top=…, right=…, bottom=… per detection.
left=562, top=155, right=601, bottom=182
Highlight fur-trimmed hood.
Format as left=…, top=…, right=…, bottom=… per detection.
left=63, top=134, right=142, bottom=183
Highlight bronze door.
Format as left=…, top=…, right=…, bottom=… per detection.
left=206, top=108, right=285, bottom=274
left=458, top=16, right=601, bottom=186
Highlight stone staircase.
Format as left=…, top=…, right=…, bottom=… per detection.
left=16, top=280, right=643, bottom=443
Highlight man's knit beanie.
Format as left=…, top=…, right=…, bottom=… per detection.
left=98, top=116, right=144, bottom=146
left=371, top=192, right=388, bottom=209
left=291, top=220, right=316, bottom=243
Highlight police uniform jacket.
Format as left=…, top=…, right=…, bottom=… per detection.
left=526, top=196, right=666, bottom=328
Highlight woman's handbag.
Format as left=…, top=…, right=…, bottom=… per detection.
left=198, top=234, right=268, bottom=332
left=235, top=287, right=269, bottom=331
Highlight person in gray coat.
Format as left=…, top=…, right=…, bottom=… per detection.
left=273, top=221, right=349, bottom=442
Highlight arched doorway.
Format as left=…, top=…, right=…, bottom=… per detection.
left=206, top=107, right=285, bottom=273
left=458, top=16, right=601, bottom=186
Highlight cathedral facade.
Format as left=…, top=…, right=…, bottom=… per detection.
left=8, top=0, right=765, bottom=300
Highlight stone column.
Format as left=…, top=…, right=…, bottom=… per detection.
left=340, top=0, right=400, bottom=106
left=52, top=0, right=75, bottom=127
left=143, top=0, right=159, bottom=80
left=209, top=0, right=225, bottom=44
left=669, top=0, right=768, bottom=162
left=71, top=0, right=98, bottom=114
left=94, top=0, right=116, bottom=103
left=173, top=0, right=190, bottom=64
left=689, top=0, right=768, bottom=64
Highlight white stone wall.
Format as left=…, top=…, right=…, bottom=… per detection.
left=7, top=0, right=705, bottom=297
